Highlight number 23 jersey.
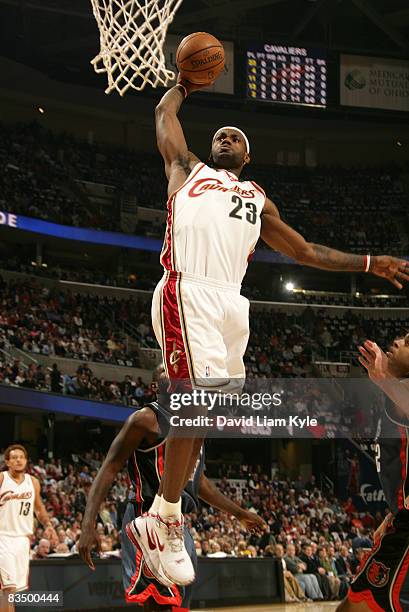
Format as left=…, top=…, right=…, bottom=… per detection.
left=160, top=162, right=265, bottom=285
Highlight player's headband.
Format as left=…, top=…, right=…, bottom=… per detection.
left=213, top=126, right=250, bottom=154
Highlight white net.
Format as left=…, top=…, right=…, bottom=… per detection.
left=90, top=0, right=183, bottom=96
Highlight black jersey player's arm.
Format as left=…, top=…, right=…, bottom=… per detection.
left=261, top=198, right=409, bottom=289
left=198, top=474, right=267, bottom=532
left=155, top=82, right=204, bottom=197
left=359, top=340, right=409, bottom=419
left=31, top=476, right=53, bottom=528
left=78, top=408, right=158, bottom=569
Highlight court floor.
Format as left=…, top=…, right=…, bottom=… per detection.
left=192, top=603, right=339, bottom=612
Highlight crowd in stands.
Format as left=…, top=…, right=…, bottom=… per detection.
left=1, top=122, right=408, bottom=254
left=2, top=252, right=408, bottom=306
left=0, top=275, right=157, bottom=362
left=0, top=450, right=384, bottom=603
left=0, top=123, right=120, bottom=231
left=1, top=274, right=408, bottom=408
left=249, top=164, right=407, bottom=255
left=0, top=358, right=155, bottom=407
left=0, top=255, right=158, bottom=291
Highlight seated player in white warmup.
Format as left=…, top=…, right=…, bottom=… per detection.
left=0, top=445, right=55, bottom=612
left=126, top=72, right=409, bottom=588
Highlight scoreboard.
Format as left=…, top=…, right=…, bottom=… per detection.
left=247, top=44, right=327, bottom=108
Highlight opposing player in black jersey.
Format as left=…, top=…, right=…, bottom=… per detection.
left=337, top=335, right=409, bottom=612
left=79, top=368, right=266, bottom=611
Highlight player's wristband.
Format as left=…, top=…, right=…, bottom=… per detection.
left=363, top=254, right=371, bottom=272
left=176, top=83, right=188, bottom=99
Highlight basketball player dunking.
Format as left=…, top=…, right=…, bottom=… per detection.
left=337, top=336, right=409, bottom=612
left=127, top=77, right=409, bottom=587
left=0, top=445, right=54, bottom=612
left=79, top=367, right=266, bottom=611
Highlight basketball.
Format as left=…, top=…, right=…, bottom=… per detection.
left=176, top=32, right=225, bottom=85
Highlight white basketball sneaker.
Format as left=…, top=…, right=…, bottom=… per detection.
left=155, top=514, right=196, bottom=586
left=125, top=513, right=173, bottom=588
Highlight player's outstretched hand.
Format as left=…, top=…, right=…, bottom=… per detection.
left=358, top=340, right=390, bottom=382
left=78, top=526, right=99, bottom=570
left=177, top=74, right=214, bottom=96
left=371, top=255, right=409, bottom=289
left=238, top=509, right=268, bottom=533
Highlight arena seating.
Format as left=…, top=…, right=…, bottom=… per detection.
left=1, top=122, right=408, bottom=253
left=1, top=274, right=408, bottom=405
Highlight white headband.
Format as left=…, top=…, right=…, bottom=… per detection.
left=213, top=126, right=250, bottom=154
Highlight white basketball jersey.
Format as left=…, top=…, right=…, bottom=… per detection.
left=160, top=163, right=265, bottom=285
left=0, top=472, right=35, bottom=537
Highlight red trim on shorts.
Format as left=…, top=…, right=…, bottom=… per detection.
left=157, top=444, right=165, bottom=478
left=161, top=194, right=175, bottom=270
left=132, top=452, right=142, bottom=506
left=398, top=427, right=407, bottom=510
left=125, top=546, right=182, bottom=606
left=348, top=588, right=385, bottom=612
left=161, top=273, right=191, bottom=381
left=172, top=607, right=189, bottom=611
left=391, top=545, right=409, bottom=611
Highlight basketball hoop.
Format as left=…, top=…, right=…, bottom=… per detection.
left=90, top=0, right=183, bottom=95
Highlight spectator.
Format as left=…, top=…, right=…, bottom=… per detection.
left=284, top=543, right=323, bottom=601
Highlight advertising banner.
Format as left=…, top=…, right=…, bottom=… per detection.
left=340, top=54, right=409, bottom=111
left=24, top=558, right=283, bottom=610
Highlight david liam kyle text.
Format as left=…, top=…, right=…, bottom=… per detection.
left=170, top=415, right=319, bottom=428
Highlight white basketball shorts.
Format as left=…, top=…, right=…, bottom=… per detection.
left=152, top=271, right=250, bottom=387
left=0, top=534, right=30, bottom=591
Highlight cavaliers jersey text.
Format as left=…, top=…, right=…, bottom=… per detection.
left=0, top=472, right=34, bottom=537
left=160, top=163, right=265, bottom=285
left=127, top=402, right=204, bottom=514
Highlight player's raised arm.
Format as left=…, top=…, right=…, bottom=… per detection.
left=78, top=408, right=157, bottom=569
left=359, top=339, right=409, bottom=418
left=155, top=80, right=205, bottom=194
left=261, top=198, right=409, bottom=289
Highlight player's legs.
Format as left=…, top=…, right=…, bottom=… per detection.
left=158, top=436, right=204, bottom=503
left=145, top=274, right=230, bottom=585
left=0, top=535, right=29, bottom=612
left=223, top=293, right=250, bottom=381
left=0, top=587, right=16, bottom=612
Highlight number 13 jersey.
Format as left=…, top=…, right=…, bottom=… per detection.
left=0, top=472, right=34, bottom=537
left=160, top=163, right=265, bottom=285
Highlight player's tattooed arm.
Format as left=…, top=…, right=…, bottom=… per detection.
left=155, top=86, right=200, bottom=191
left=261, top=198, right=409, bottom=288
left=32, top=477, right=53, bottom=528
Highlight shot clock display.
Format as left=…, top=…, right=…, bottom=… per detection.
left=247, top=44, right=327, bottom=108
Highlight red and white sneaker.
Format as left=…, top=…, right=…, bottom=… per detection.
left=125, top=513, right=173, bottom=588
left=155, top=514, right=195, bottom=586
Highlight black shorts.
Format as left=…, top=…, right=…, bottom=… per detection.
left=120, top=502, right=196, bottom=610
left=349, top=510, right=409, bottom=612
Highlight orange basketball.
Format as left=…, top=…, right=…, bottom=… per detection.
left=176, top=32, right=225, bottom=85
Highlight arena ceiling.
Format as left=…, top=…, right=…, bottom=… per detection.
left=0, top=0, right=408, bottom=86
